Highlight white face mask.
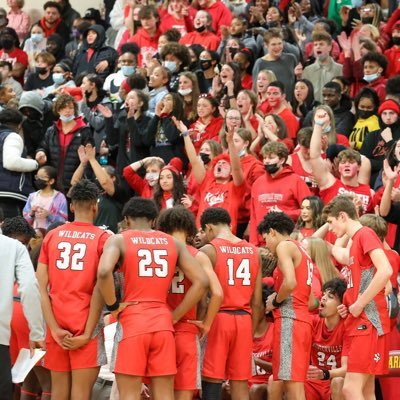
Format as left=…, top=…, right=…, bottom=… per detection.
left=363, top=73, right=379, bottom=83
left=163, top=61, right=177, bottom=73
left=178, top=88, right=192, bottom=96
left=145, top=172, right=159, bottom=187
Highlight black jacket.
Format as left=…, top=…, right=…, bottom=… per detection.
left=105, top=110, right=152, bottom=175
left=72, top=24, right=117, bottom=80
left=36, top=118, right=92, bottom=193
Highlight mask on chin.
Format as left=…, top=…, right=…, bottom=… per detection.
left=195, top=25, right=206, bottom=33
left=361, top=17, right=374, bottom=24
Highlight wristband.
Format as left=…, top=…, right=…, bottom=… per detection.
left=181, top=130, right=190, bottom=137
left=321, top=369, right=330, bottom=380
left=272, top=293, right=283, bottom=308
left=105, top=300, right=120, bottom=312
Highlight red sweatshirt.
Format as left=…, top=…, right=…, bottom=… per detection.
left=128, top=28, right=161, bottom=66
left=249, top=166, right=311, bottom=245
left=179, top=30, right=220, bottom=51
left=122, top=166, right=154, bottom=199
left=190, top=115, right=223, bottom=153
left=201, top=1, right=232, bottom=37
left=384, top=46, right=400, bottom=78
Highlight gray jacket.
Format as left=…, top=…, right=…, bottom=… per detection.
left=0, top=235, right=44, bottom=346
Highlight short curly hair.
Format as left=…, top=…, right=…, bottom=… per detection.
left=160, top=43, right=191, bottom=68
left=122, top=197, right=158, bottom=221
left=157, top=206, right=197, bottom=238
left=69, top=179, right=99, bottom=205
left=2, top=216, right=36, bottom=239
left=257, top=212, right=295, bottom=236
left=200, top=207, right=231, bottom=230
left=53, top=94, right=79, bottom=117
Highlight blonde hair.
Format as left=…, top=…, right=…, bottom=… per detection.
left=257, top=69, right=277, bottom=84
left=306, top=237, right=339, bottom=284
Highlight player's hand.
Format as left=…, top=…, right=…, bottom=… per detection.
left=348, top=300, right=363, bottom=318
left=337, top=304, right=348, bottom=319
left=141, top=383, right=150, bottom=399
left=307, top=365, right=324, bottom=380
left=187, top=319, right=211, bottom=340
left=29, top=340, right=45, bottom=358
left=111, top=302, right=128, bottom=319
left=62, top=334, right=90, bottom=350
left=51, top=328, right=73, bottom=349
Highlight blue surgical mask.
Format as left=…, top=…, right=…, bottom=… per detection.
left=60, top=115, right=75, bottom=123
left=121, top=65, right=135, bottom=76
left=363, top=73, right=379, bottom=83
left=239, top=148, right=247, bottom=157
left=351, top=0, right=363, bottom=8
left=31, top=33, right=43, bottom=43
left=163, top=61, right=177, bottom=73
left=322, top=124, right=331, bottom=134
left=52, top=73, right=65, bottom=85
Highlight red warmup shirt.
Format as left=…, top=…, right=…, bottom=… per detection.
left=272, top=240, right=314, bottom=325
left=250, top=323, right=274, bottom=385
left=196, top=170, right=246, bottom=234
left=249, top=166, right=311, bottom=245
left=118, top=230, right=178, bottom=339
left=202, top=1, right=232, bottom=37
left=122, top=166, right=154, bottom=199
left=167, top=245, right=198, bottom=333
left=211, top=237, right=259, bottom=313
left=319, top=178, right=373, bottom=214
left=341, top=227, right=390, bottom=337
left=241, top=74, right=252, bottom=90
left=190, top=116, right=223, bottom=153
left=160, top=14, right=194, bottom=37
left=278, top=108, right=300, bottom=140
left=38, top=222, right=110, bottom=335
left=128, top=28, right=161, bottom=66
left=179, top=30, right=220, bottom=51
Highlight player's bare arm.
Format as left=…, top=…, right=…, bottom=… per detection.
left=349, top=248, right=392, bottom=317
left=172, top=239, right=208, bottom=323
left=266, top=241, right=298, bottom=312
left=251, top=259, right=263, bottom=335
left=97, top=234, right=126, bottom=317
left=188, top=251, right=223, bottom=338
left=37, top=262, right=72, bottom=348
left=308, top=356, right=348, bottom=380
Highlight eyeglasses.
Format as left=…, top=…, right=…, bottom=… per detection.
left=226, top=115, right=241, bottom=120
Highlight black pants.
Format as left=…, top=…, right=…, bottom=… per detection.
left=0, top=345, right=12, bottom=400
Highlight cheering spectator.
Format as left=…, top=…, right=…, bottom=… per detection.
left=6, top=0, right=30, bottom=42
left=23, top=23, right=47, bottom=72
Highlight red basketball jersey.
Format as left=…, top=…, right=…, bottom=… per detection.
left=38, top=221, right=110, bottom=334
left=250, top=323, right=274, bottom=385
left=118, top=230, right=178, bottom=338
left=311, top=315, right=349, bottom=371
left=211, top=237, right=259, bottom=313
left=272, top=240, right=314, bottom=324
left=167, top=245, right=198, bottom=333
left=343, top=226, right=390, bottom=336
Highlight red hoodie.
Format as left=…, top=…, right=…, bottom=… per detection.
left=201, top=0, right=232, bottom=37
left=179, top=30, right=220, bottom=51
left=190, top=115, right=223, bottom=153
left=249, top=166, right=311, bottom=245
left=128, top=28, right=161, bottom=66
left=123, top=166, right=154, bottom=199
left=384, top=46, right=400, bottom=78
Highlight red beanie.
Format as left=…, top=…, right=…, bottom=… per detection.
left=378, top=99, right=400, bottom=115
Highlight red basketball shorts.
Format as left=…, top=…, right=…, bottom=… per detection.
left=305, top=379, right=331, bottom=400
left=175, top=330, right=198, bottom=390
left=272, top=318, right=312, bottom=382
left=202, top=312, right=253, bottom=381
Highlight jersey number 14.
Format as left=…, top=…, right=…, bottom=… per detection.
left=227, top=258, right=251, bottom=286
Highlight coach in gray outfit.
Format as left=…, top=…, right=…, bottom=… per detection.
left=0, top=235, right=45, bottom=400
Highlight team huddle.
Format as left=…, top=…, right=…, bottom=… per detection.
left=6, top=178, right=395, bottom=400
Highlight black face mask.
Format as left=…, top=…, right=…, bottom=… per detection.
left=195, top=25, right=206, bottom=33
left=133, top=20, right=141, bottom=29
left=358, top=109, right=374, bottom=119
left=392, top=37, right=400, bottom=45
left=229, top=47, right=238, bottom=56
left=199, top=152, right=211, bottom=164
left=268, top=21, right=279, bottom=28
left=35, top=178, right=48, bottom=190
left=36, top=66, right=47, bottom=75
left=361, top=17, right=374, bottom=24
left=21, top=108, right=42, bottom=121
left=264, top=163, right=280, bottom=174
left=0, top=37, right=14, bottom=50
left=189, top=61, right=198, bottom=70
left=200, top=60, right=212, bottom=70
